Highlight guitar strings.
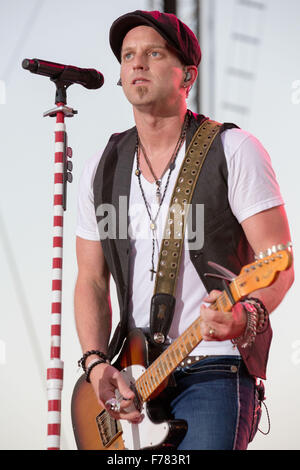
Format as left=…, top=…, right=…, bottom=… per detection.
left=139, top=322, right=204, bottom=397
left=138, top=334, right=195, bottom=397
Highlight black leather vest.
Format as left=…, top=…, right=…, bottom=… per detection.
left=93, top=113, right=272, bottom=379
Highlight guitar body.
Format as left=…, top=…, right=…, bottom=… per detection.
left=71, top=329, right=187, bottom=450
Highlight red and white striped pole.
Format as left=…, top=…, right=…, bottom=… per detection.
left=46, top=105, right=65, bottom=450
left=44, top=100, right=75, bottom=450
left=21, top=60, right=102, bottom=449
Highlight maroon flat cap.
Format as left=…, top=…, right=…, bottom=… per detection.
left=109, top=10, right=201, bottom=67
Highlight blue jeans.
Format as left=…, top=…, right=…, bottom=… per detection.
left=169, top=355, right=259, bottom=450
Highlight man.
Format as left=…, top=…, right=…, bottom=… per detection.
left=74, top=10, right=294, bottom=450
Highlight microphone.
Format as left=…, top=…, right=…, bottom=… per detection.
left=22, top=58, right=104, bottom=89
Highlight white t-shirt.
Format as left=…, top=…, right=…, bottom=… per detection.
left=76, top=128, right=284, bottom=356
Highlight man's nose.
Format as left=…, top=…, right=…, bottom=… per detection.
left=132, top=52, right=149, bottom=70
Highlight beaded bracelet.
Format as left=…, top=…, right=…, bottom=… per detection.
left=246, top=297, right=269, bottom=333
left=78, top=349, right=109, bottom=372
left=85, top=358, right=107, bottom=383
left=231, top=301, right=258, bottom=349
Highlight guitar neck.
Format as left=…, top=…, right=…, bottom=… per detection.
left=135, top=289, right=234, bottom=403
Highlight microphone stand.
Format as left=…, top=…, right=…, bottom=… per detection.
left=43, top=79, right=76, bottom=450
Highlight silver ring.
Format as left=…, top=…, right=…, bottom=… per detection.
left=209, top=327, right=215, bottom=336
left=105, top=397, right=121, bottom=413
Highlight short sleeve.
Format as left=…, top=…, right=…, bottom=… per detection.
left=221, top=129, right=285, bottom=224
left=76, top=151, right=102, bottom=241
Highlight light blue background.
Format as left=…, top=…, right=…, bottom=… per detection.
left=0, top=0, right=299, bottom=450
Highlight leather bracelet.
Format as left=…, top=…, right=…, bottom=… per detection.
left=231, top=301, right=258, bottom=349
left=85, top=359, right=107, bottom=383
left=246, top=297, right=269, bottom=333
left=78, top=349, right=109, bottom=372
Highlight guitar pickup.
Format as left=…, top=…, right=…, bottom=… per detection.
left=96, top=409, right=122, bottom=448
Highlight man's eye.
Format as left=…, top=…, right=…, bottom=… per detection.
left=151, top=51, right=160, bottom=57
left=124, top=52, right=133, bottom=60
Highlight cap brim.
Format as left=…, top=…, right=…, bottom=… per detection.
left=109, top=13, right=176, bottom=63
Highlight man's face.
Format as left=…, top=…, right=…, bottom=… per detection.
left=120, top=25, right=186, bottom=112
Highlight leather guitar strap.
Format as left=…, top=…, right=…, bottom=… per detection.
left=149, top=119, right=222, bottom=346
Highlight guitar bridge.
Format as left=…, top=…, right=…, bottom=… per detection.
left=96, top=409, right=122, bottom=448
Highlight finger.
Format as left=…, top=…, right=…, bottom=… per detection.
left=101, top=395, right=135, bottom=417
left=203, top=323, right=221, bottom=341
left=99, top=376, right=134, bottom=408
left=112, top=371, right=135, bottom=401
left=128, top=414, right=144, bottom=424
left=200, top=315, right=223, bottom=341
left=202, top=300, right=235, bottom=324
left=102, top=388, right=139, bottom=420
left=98, top=384, right=120, bottom=410
left=201, top=323, right=216, bottom=341
left=120, top=397, right=134, bottom=410
left=109, top=406, right=143, bottom=423
left=203, top=290, right=222, bottom=303
left=200, top=304, right=224, bottom=324
left=120, top=410, right=143, bottom=422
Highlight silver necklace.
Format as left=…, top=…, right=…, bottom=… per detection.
left=135, top=112, right=190, bottom=280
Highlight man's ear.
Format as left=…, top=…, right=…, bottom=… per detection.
left=184, top=71, right=192, bottom=82
left=183, top=66, right=198, bottom=87
left=182, top=66, right=198, bottom=97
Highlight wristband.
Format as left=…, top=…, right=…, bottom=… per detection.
left=231, top=301, right=258, bottom=349
left=85, top=359, right=107, bottom=383
left=78, top=349, right=109, bottom=372
left=246, top=297, right=269, bottom=333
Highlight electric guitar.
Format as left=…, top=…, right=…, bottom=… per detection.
left=71, top=244, right=292, bottom=450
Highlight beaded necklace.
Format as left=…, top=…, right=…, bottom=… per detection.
left=135, top=111, right=190, bottom=280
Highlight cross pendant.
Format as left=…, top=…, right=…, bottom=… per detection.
left=155, top=180, right=161, bottom=205
left=156, top=188, right=161, bottom=205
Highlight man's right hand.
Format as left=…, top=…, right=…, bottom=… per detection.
left=89, top=362, right=143, bottom=424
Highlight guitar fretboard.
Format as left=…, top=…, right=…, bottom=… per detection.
left=135, top=290, right=233, bottom=402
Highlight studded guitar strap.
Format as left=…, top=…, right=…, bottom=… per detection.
left=149, top=119, right=222, bottom=346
